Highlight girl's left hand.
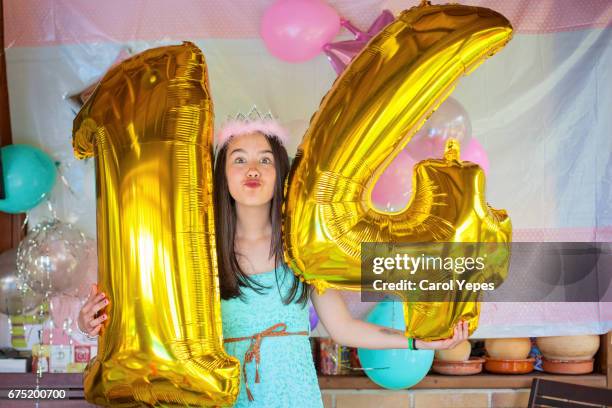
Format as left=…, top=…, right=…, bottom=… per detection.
left=414, top=320, right=469, bottom=350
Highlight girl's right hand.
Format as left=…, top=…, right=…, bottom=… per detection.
left=414, top=320, right=469, bottom=350
left=77, top=284, right=109, bottom=337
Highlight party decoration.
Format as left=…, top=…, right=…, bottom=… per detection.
left=17, top=219, right=89, bottom=296
left=284, top=2, right=513, bottom=339
left=372, top=98, right=479, bottom=210
left=407, top=97, right=472, bottom=161
left=461, top=138, right=490, bottom=175
left=309, top=303, right=319, bottom=330
left=261, top=0, right=341, bottom=62
left=72, top=42, right=240, bottom=407
left=0, top=248, right=44, bottom=315
left=358, top=300, right=434, bottom=389
left=49, top=294, right=82, bottom=331
left=0, top=144, right=57, bottom=214
left=371, top=147, right=417, bottom=211
left=323, top=10, right=395, bottom=75
left=67, top=238, right=98, bottom=299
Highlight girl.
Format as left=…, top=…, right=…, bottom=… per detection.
left=78, top=111, right=468, bottom=407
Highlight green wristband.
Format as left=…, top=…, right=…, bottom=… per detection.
left=407, top=337, right=414, bottom=350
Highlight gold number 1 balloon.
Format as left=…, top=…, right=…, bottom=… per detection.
left=284, top=2, right=513, bottom=339
left=73, top=42, right=240, bottom=406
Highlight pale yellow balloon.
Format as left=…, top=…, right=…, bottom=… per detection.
left=284, top=2, right=513, bottom=339
left=73, top=42, right=240, bottom=407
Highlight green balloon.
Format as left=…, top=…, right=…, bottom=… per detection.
left=0, top=144, right=57, bottom=214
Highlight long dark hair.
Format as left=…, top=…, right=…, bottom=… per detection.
left=213, top=133, right=308, bottom=305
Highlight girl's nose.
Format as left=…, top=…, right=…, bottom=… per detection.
left=247, top=167, right=260, bottom=178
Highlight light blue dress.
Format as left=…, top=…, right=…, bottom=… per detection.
left=221, top=265, right=323, bottom=408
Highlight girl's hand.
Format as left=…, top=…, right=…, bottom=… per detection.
left=414, top=320, right=469, bottom=350
left=77, top=284, right=108, bottom=337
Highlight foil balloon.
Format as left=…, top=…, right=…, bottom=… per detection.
left=0, top=248, right=44, bottom=315
left=17, top=219, right=89, bottom=296
left=402, top=142, right=510, bottom=340
left=323, top=10, right=395, bottom=75
left=72, top=42, right=240, bottom=406
left=284, top=2, right=513, bottom=339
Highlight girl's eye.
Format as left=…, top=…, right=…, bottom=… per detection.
left=260, top=157, right=273, bottom=165
left=233, top=157, right=246, bottom=164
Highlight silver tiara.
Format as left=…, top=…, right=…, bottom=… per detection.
left=227, top=105, right=275, bottom=123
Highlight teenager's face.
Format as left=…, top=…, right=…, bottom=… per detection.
left=225, top=132, right=276, bottom=207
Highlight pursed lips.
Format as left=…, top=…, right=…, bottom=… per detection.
left=244, top=180, right=261, bottom=188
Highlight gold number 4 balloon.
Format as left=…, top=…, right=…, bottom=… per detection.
left=283, top=2, right=513, bottom=340
left=73, top=42, right=240, bottom=406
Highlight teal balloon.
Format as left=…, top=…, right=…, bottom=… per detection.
left=358, top=301, right=434, bottom=389
left=0, top=144, right=56, bottom=214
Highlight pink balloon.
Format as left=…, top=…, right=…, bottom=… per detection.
left=261, top=0, right=341, bottom=62
left=462, top=137, right=490, bottom=175
left=371, top=148, right=417, bottom=211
